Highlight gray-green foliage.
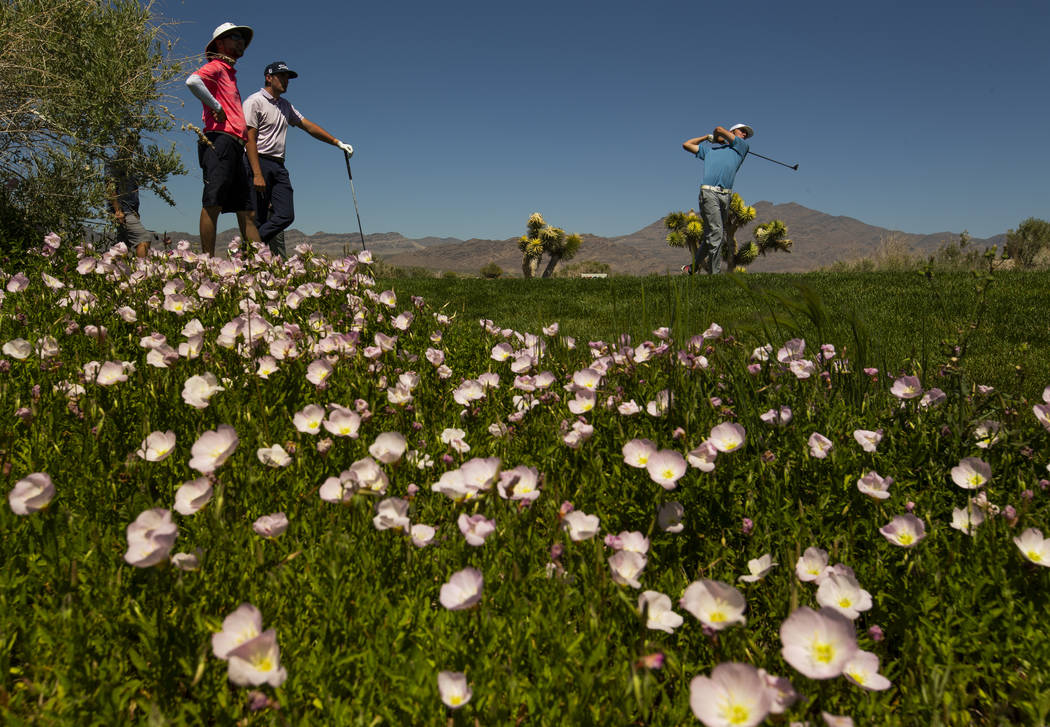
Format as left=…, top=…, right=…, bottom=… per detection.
left=0, top=0, right=184, bottom=250
left=479, top=262, right=502, bottom=278
left=1005, top=217, right=1050, bottom=269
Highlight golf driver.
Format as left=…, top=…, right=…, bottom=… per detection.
left=343, top=150, right=367, bottom=252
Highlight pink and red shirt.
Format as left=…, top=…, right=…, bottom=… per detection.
left=195, top=58, right=247, bottom=140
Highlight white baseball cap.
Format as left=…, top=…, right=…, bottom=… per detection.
left=207, top=22, right=254, bottom=54
left=729, top=123, right=754, bottom=138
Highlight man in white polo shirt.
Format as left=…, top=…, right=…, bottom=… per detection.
left=243, top=61, right=354, bottom=256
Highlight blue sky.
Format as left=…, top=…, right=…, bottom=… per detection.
left=140, top=0, right=1050, bottom=242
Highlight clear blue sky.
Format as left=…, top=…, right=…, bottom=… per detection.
left=140, top=0, right=1050, bottom=241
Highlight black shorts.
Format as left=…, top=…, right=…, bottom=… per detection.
left=198, top=132, right=252, bottom=213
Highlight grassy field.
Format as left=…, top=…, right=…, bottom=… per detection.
left=387, top=270, right=1050, bottom=399
left=2, top=240, right=1049, bottom=725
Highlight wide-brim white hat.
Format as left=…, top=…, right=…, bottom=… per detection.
left=730, top=123, right=754, bottom=138
left=206, top=22, right=253, bottom=54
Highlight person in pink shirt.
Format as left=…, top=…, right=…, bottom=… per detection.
left=185, top=22, right=261, bottom=256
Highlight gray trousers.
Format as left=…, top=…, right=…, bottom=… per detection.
left=116, top=212, right=151, bottom=247
left=695, top=187, right=731, bottom=274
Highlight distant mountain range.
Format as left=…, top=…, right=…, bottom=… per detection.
left=164, top=202, right=1005, bottom=275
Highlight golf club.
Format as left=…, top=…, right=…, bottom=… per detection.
left=343, top=150, right=367, bottom=252
left=748, top=151, right=799, bottom=171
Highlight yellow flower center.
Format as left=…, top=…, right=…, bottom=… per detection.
left=838, top=597, right=852, bottom=608
left=720, top=703, right=751, bottom=725
left=708, top=610, right=726, bottom=624
left=898, top=533, right=914, bottom=545
left=847, top=669, right=866, bottom=684
left=449, top=695, right=463, bottom=706
left=661, top=468, right=675, bottom=480
left=813, top=641, right=834, bottom=664
left=1028, top=550, right=1042, bottom=563
left=252, top=656, right=273, bottom=672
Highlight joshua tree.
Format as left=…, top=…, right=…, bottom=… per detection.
left=664, top=211, right=705, bottom=270
left=518, top=212, right=582, bottom=278
left=664, top=195, right=792, bottom=271
left=541, top=230, right=581, bottom=278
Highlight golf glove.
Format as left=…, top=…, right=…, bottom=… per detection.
left=335, top=140, right=354, bottom=157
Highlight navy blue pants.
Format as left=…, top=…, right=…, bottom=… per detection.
left=247, top=155, right=294, bottom=256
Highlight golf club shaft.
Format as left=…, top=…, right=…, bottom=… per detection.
left=748, top=151, right=799, bottom=171
left=344, top=151, right=367, bottom=252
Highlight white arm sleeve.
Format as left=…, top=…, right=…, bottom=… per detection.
left=186, top=74, right=222, bottom=112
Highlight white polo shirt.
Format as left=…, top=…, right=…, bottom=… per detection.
left=242, top=88, right=303, bottom=160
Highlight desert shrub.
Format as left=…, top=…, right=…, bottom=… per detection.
left=1005, top=217, right=1050, bottom=269
left=0, top=0, right=183, bottom=252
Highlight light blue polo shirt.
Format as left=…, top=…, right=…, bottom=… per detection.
left=695, top=135, right=749, bottom=189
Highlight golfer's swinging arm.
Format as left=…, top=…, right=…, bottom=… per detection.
left=344, top=151, right=367, bottom=252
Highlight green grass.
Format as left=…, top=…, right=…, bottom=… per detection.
left=387, top=270, right=1050, bottom=398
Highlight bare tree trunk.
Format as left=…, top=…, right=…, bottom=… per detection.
left=522, top=255, right=539, bottom=278
left=724, top=223, right=739, bottom=272
left=541, top=253, right=562, bottom=278
left=685, top=239, right=698, bottom=270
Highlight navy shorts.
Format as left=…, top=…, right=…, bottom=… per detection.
left=198, top=132, right=252, bottom=213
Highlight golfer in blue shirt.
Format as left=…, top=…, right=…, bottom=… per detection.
left=682, top=123, right=752, bottom=274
